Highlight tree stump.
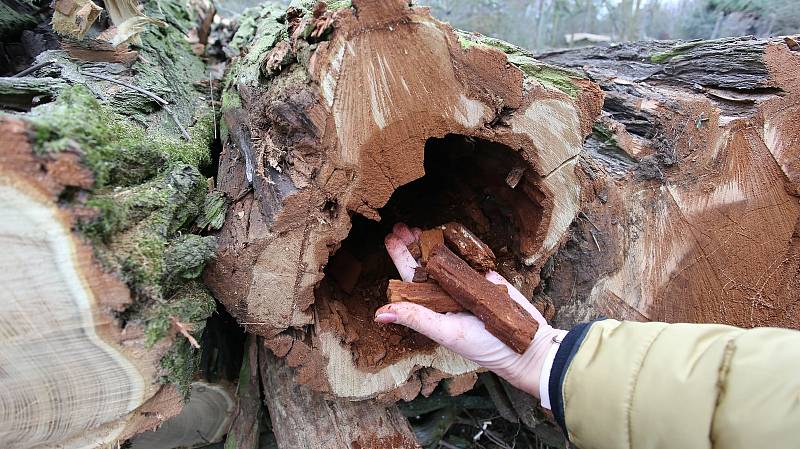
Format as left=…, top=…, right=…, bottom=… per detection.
left=206, top=0, right=602, bottom=400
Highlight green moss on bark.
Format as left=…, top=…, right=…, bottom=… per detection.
left=455, top=30, right=581, bottom=98
left=29, top=86, right=212, bottom=187
left=227, top=3, right=287, bottom=87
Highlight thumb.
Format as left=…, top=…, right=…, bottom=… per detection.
left=375, top=302, right=462, bottom=348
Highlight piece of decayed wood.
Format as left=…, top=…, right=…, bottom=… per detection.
left=440, top=222, right=496, bottom=271
left=412, top=266, right=428, bottom=283
left=426, top=244, right=537, bottom=353
left=387, top=280, right=465, bottom=313
left=419, top=228, right=445, bottom=263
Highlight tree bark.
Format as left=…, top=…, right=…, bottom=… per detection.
left=259, top=340, right=420, bottom=449
left=485, top=37, right=800, bottom=443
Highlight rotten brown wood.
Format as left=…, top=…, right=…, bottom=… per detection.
left=387, top=280, right=464, bottom=313
left=418, top=228, right=445, bottom=263
left=426, top=244, right=537, bottom=353
left=440, top=222, right=496, bottom=271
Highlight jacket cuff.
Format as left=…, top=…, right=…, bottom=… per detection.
left=548, top=321, right=597, bottom=434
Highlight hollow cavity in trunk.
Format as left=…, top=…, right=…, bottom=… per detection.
left=317, top=134, right=546, bottom=371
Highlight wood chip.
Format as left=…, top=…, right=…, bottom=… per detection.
left=505, top=166, right=525, bottom=188
left=426, top=244, right=537, bottom=353
left=419, top=228, right=445, bottom=263
left=387, top=280, right=464, bottom=313
left=440, top=222, right=496, bottom=271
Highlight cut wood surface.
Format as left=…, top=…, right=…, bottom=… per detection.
left=419, top=228, right=445, bottom=263
left=387, top=280, right=465, bottom=313
left=532, top=37, right=800, bottom=331
left=0, top=0, right=221, bottom=446
left=259, top=342, right=420, bottom=449
left=427, top=244, right=538, bottom=353
left=208, top=0, right=601, bottom=399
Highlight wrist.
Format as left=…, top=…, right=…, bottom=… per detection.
left=502, top=326, right=567, bottom=398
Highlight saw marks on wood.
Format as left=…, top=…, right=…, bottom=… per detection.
left=0, top=183, right=144, bottom=448
left=580, top=43, right=800, bottom=329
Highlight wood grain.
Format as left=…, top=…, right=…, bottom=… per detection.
left=387, top=280, right=465, bottom=313
left=426, top=244, right=538, bottom=353
left=441, top=222, right=496, bottom=271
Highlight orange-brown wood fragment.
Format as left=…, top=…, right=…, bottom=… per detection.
left=387, top=280, right=465, bottom=313
left=426, top=244, right=537, bottom=353
left=419, top=228, right=445, bottom=263
left=441, top=222, right=496, bottom=271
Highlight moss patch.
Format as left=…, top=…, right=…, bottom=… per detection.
left=507, top=55, right=581, bottom=98
left=227, top=3, right=288, bottom=87
left=649, top=41, right=703, bottom=63
left=29, top=86, right=212, bottom=188
left=455, top=30, right=580, bottom=98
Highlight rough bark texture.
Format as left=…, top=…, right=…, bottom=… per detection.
left=259, top=341, right=420, bottom=449
left=535, top=37, right=800, bottom=331
left=207, top=0, right=601, bottom=400
left=427, top=244, right=539, bottom=353
left=223, top=336, right=262, bottom=449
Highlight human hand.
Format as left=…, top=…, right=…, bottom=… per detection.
left=374, top=223, right=566, bottom=400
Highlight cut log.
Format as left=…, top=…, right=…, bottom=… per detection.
left=485, top=36, right=800, bottom=443
left=387, top=280, right=464, bottom=313
left=427, top=244, right=538, bottom=353
left=259, top=341, right=420, bottom=449
left=0, top=1, right=221, bottom=446
left=533, top=37, right=800, bottom=331
left=207, top=0, right=601, bottom=400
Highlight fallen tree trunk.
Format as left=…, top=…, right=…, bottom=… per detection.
left=485, top=36, right=800, bottom=441
left=259, top=340, right=419, bottom=449
left=536, top=36, right=800, bottom=330
left=207, top=0, right=602, bottom=401
left=0, top=1, right=221, bottom=447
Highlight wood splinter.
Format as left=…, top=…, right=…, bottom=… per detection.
left=387, top=280, right=465, bottom=313
left=426, top=244, right=538, bottom=353
left=440, top=222, right=496, bottom=271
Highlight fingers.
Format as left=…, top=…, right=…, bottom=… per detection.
left=385, top=234, right=418, bottom=282
left=392, top=223, right=416, bottom=245
left=374, top=302, right=463, bottom=348
left=485, top=270, right=547, bottom=325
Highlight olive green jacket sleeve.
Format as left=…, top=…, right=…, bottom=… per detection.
left=550, top=320, right=800, bottom=449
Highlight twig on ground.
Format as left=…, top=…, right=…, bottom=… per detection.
left=81, top=71, right=191, bottom=140
left=13, top=60, right=54, bottom=77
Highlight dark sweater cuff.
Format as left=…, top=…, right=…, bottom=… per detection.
left=548, top=320, right=598, bottom=435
